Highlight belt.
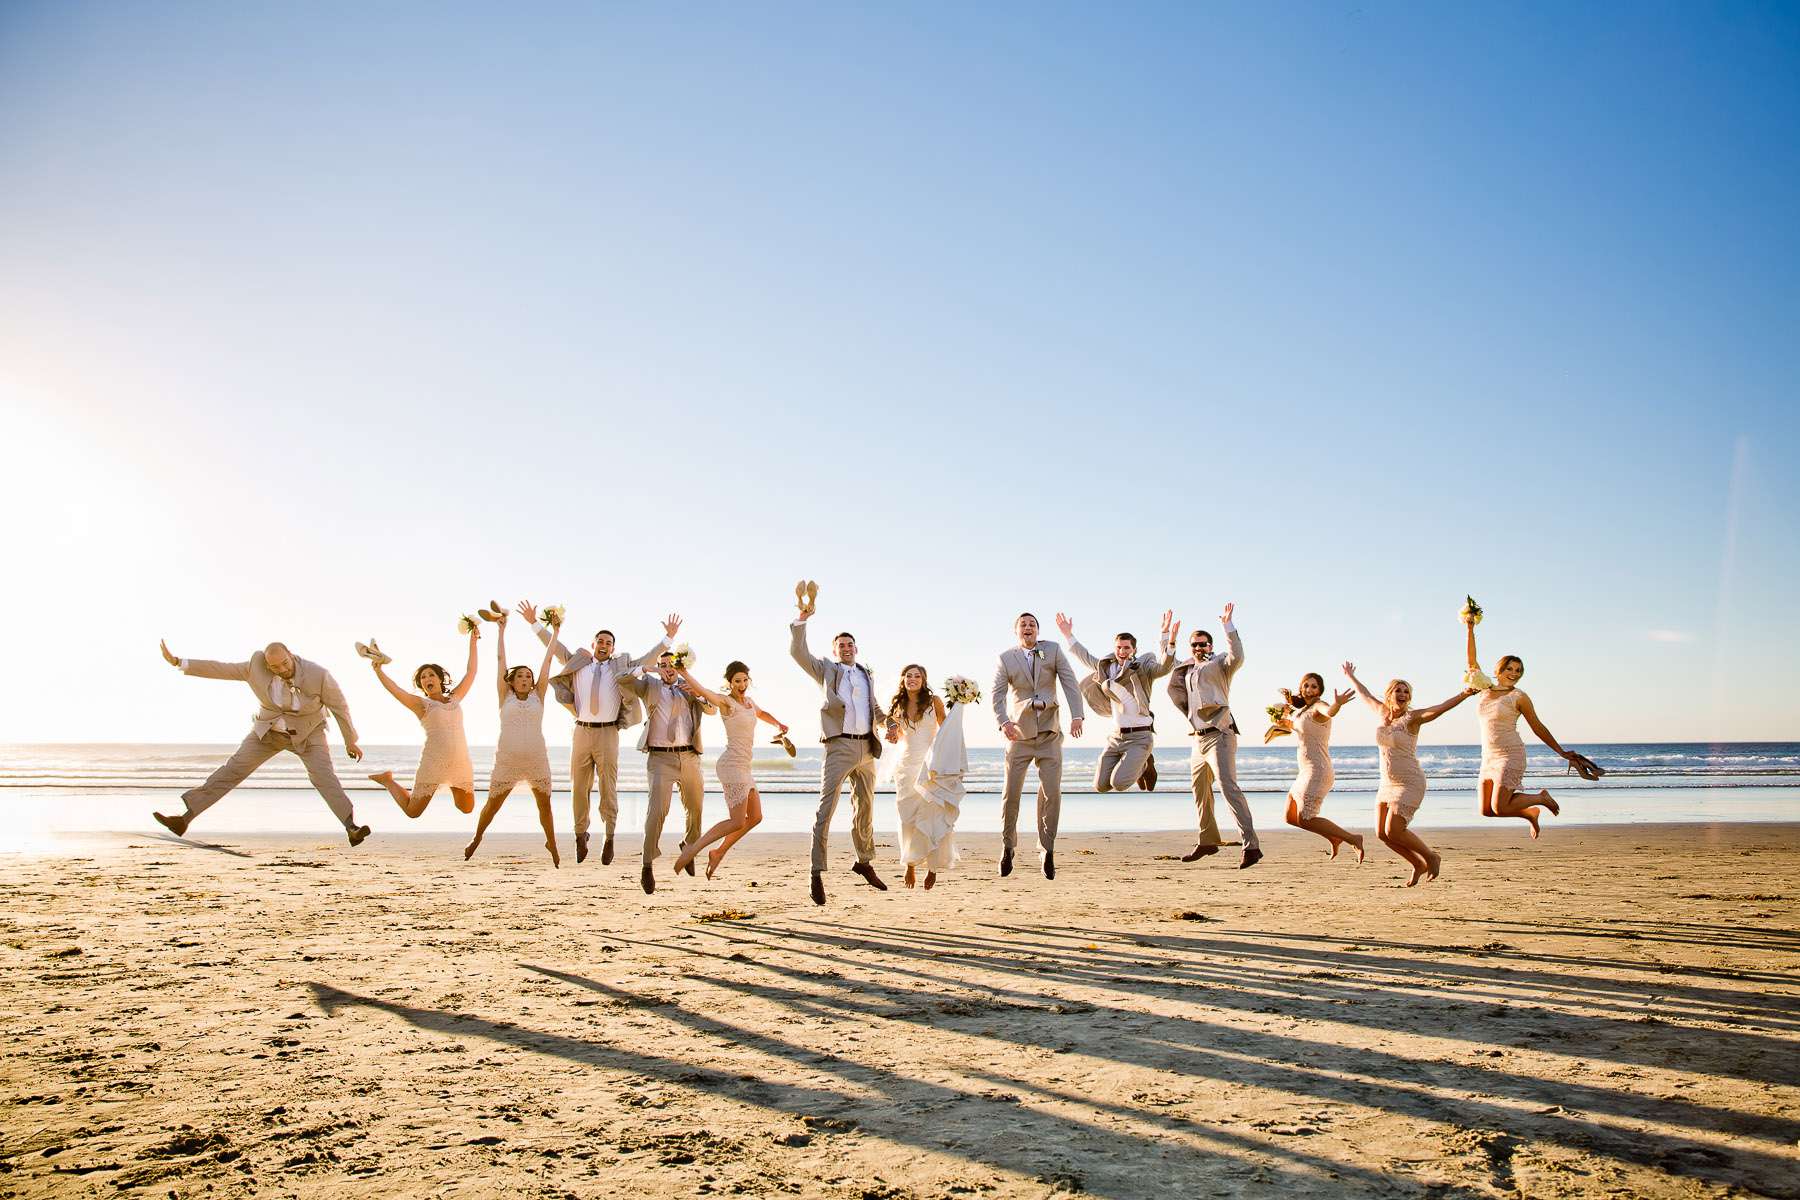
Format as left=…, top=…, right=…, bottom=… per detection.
left=1121, top=723, right=1154, bottom=733
left=576, top=719, right=622, bottom=729
left=649, top=744, right=697, bottom=753
left=826, top=732, right=875, bottom=741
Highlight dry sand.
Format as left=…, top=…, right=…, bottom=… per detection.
left=2, top=822, right=1796, bottom=1198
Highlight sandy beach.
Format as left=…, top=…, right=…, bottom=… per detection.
left=2, top=823, right=1796, bottom=1198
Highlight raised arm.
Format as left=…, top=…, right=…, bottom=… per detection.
left=1516, top=691, right=1573, bottom=759
left=674, top=666, right=729, bottom=711
left=627, top=613, right=680, bottom=669
left=789, top=616, right=828, bottom=683
left=372, top=662, right=426, bottom=717
left=450, top=626, right=481, bottom=701
left=533, top=636, right=556, bottom=701
left=169, top=641, right=253, bottom=682
left=1342, top=662, right=1385, bottom=716
left=754, top=705, right=790, bottom=735
left=1465, top=616, right=1480, bottom=672
left=519, top=602, right=575, bottom=665
left=1149, top=610, right=1179, bottom=678
left=318, top=668, right=363, bottom=760
left=1414, top=686, right=1479, bottom=727
left=1319, top=687, right=1354, bottom=723
left=1055, top=644, right=1085, bottom=722
left=494, top=614, right=510, bottom=701
left=1217, top=603, right=1243, bottom=676
left=1056, top=614, right=1099, bottom=670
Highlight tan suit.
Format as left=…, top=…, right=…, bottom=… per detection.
left=1166, top=626, right=1257, bottom=849
left=790, top=621, right=884, bottom=873
left=618, top=673, right=712, bottom=866
left=1068, top=639, right=1174, bottom=793
left=990, top=641, right=1083, bottom=855
left=536, top=625, right=665, bottom=840
left=176, top=652, right=360, bottom=830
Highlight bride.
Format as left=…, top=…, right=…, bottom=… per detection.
left=884, top=665, right=968, bottom=889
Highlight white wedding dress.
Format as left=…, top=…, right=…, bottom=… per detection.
left=893, top=701, right=966, bottom=871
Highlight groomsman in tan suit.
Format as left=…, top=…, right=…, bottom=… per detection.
left=523, top=602, right=679, bottom=866
left=1167, top=602, right=1261, bottom=869
left=1059, top=610, right=1178, bottom=794
left=991, top=613, right=1084, bottom=879
left=153, top=639, right=370, bottom=845
left=789, top=594, right=890, bottom=906
left=618, top=651, right=714, bottom=895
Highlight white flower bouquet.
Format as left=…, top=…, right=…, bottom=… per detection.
left=943, top=676, right=981, bottom=707
left=542, top=605, right=565, bottom=630
left=1263, top=701, right=1294, bottom=743
left=457, top=614, right=478, bottom=634
left=1461, top=595, right=1484, bottom=625
left=1464, top=667, right=1494, bottom=691
left=669, top=643, right=696, bottom=669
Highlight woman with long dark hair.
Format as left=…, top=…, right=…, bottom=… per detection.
left=886, top=665, right=955, bottom=888
left=671, top=660, right=789, bottom=879
left=1278, top=672, right=1362, bottom=860
left=363, top=623, right=480, bottom=818
left=463, top=610, right=560, bottom=864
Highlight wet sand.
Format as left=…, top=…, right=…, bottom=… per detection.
left=1, top=822, right=1796, bottom=1198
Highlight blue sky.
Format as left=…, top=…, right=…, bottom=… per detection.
left=1, top=1, right=1796, bottom=746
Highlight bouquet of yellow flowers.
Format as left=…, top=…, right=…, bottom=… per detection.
left=943, top=676, right=982, bottom=707
left=1461, top=595, right=1484, bottom=625
left=542, top=605, right=565, bottom=630
left=1263, top=701, right=1294, bottom=743
left=457, top=614, right=478, bottom=635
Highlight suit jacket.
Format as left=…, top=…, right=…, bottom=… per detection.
left=1068, top=639, right=1175, bottom=722
left=618, top=673, right=714, bottom=753
left=990, top=640, right=1083, bottom=736
left=789, top=622, right=885, bottom=759
left=535, top=625, right=666, bottom=728
left=1166, top=626, right=1246, bottom=734
left=181, top=652, right=357, bottom=747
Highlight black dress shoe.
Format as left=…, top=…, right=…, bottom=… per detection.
left=153, top=811, right=190, bottom=838
left=576, top=833, right=590, bottom=864
left=999, top=849, right=1014, bottom=877
left=851, top=861, right=888, bottom=891
left=346, top=824, right=371, bottom=847
left=640, top=864, right=655, bottom=894
left=1182, top=844, right=1221, bottom=863
left=810, top=871, right=826, bottom=906
left=601, top=836, right=615, bottom=866
left=1042, top=850, right=1055, bottom=880
left=1239, top=847, right=1264, bottom=870
left=1139, top=756, right=1158, bottom=791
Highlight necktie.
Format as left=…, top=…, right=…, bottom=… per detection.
left=588, top=659, right=603, bottom=716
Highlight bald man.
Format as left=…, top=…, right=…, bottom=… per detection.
left=153, top=639, right=371, bottom=845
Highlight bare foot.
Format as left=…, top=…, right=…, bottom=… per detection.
left=1327, top=838, right=1343, bottom=859
left=1522, top=808, right=1542, bottom=839
left=673, top=849, right=695, bottom=876
left=1425, top=851, right=1442, bottom=881
left=546, top=840, right=560, bottom=868
left=367, top=770, right=394, bottom=785
left=923, top=871, right=936, bottom=890
left=463, top=841, right=477, bottom=861
left=1352, top=834, right=1366, bottom=863
left=1542, top=791, right=1561, bottom=816
left=706, top=847, right=726, bottom=880
left=1405, top=864, right=1425, bottom=887
left=905, top=865, right=916, bottom=889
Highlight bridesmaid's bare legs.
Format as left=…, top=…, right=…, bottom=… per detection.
left=675, top=792, right=763, bottom=878
left=1285, top=797, right=1364, bottom=861
left=1383, top=807, right=1440, bottom=886
left=370, top=771, right=431, bottom=819
left=1484, top=781, right=1549, bottom=838
left=465, top=785, right=509, bottom=859
left=451, top=787, right=475, bottom=815
left=531, top=787, right=559, bottom=867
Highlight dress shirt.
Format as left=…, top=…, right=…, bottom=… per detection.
left=1107, top=661, right=1152, bottom=731
left=837, top=665, right=872, bottom=736
left=647, top=679, right=696, bottom=747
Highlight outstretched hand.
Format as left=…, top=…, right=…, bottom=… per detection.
left=159, top=639, right=179, bottom=667
left=1054, top=612, right=1074, bottom=639
left=662, top=613, right=682, bottom=638
left=1220, top=601, right=1235, bottom=626
left=1333, top=688, right=1355, bottom=706
left=516, top=601, right=538, bottom=625
left=1341, top=660, right=1356, bottom=678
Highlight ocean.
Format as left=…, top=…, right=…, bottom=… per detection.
left=2, top=741, right=1796, bottom=839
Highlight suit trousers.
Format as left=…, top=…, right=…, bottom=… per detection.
left=643, top=749, right=704, bottom=866
left=812, top=735, right=878, bottom=873
left=570, top=723, right=621, bottom=838
left=1002, top=729, right=1064, bottom=854
left=1094, top=727, right=1155, bottom=793
left=182, top=730, right=357, bottom=830
left=1191, top=726, right=1258, bottom=849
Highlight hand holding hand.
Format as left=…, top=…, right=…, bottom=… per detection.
left=516, top=601, right=538, bottom=625
left=1054, top=612, right=1074, bottom=639
left=159, top=639, right=179, bottom=667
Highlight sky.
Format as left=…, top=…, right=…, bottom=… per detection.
left=1, top=0, right=1797, bottom=749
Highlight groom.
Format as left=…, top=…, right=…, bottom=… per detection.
left=992, top=612, right=1083, bottom=879
left=526, top=602, right=679, bottom=866
left=153, top=639, right=370, bottom=846
left=618, top=651, right=715, bottom=895
left=1167, top=602, right=1261, bottom=869
left=789, top=592, right=889, bottom=906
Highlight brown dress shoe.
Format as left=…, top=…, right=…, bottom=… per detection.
left=1182, top=844, right=1221, bottom=863
left=851, top=861, right=888, bottom=891
left=576, top=833, right=590, bottom=864
left=810, top=871, right=826, bottom=905
left=153, top=811, right=190, bottom=838
left=600, top=836, right=615, bottom=866
left=1138, top=756, right=1158, bottom=791
left=347, top=824, right=371, bottom=847
left=640, top=865, right=655, bottom=894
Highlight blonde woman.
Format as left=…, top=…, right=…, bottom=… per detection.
left=1342, top=661, right=1477, bottom=886
left=464, top=611, right=560, bottom=864
left=1464, top=615, right=1584, bottom=838
left=1277, top=672, right=1362, bottom=860
left=366, top=625, right=480, bottom=818
left=671, top=660, right=789, bottom=879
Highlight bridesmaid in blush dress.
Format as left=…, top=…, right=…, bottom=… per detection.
left=464, top=610, right=561, bottom=864
left=1343, top=662, right=1477, bottom=887
left=1464, top=614, right=1584, bottom=838
left=1278, top=672, right=1363, bottom=860
left=671, top=661, right=789, bottom=879
left=366, top=624, right=480, bottom=818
